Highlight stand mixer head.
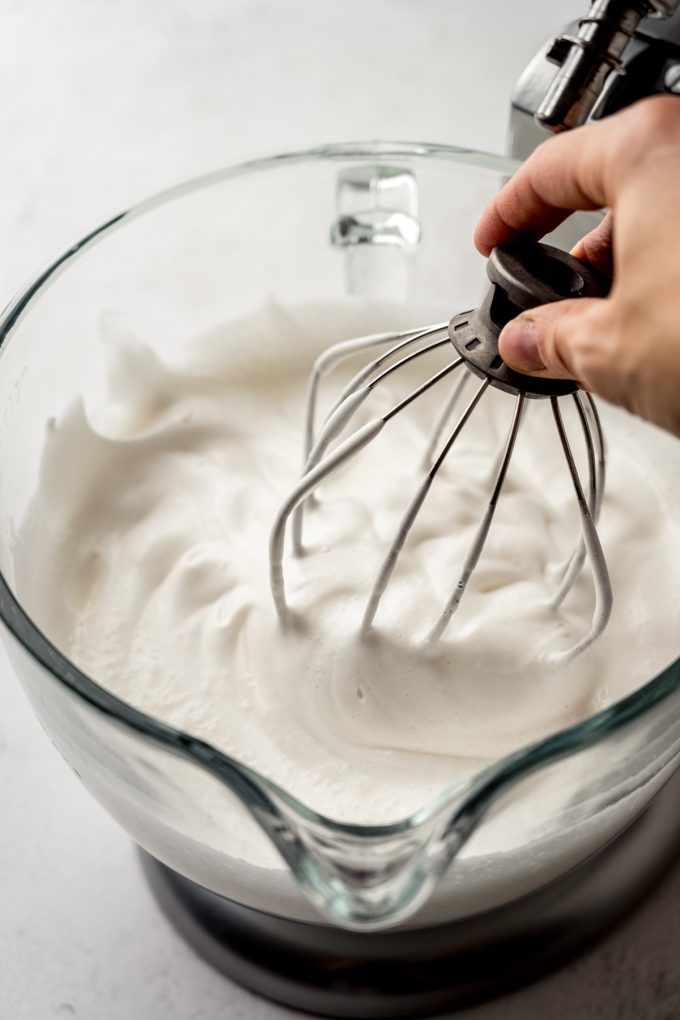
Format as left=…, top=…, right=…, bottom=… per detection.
left=510, top=0, right=680, bottom=160
left=269, top=241, right=613, bottom=666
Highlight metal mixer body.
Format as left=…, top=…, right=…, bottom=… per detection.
left=510, top=0, right=680, bottom=161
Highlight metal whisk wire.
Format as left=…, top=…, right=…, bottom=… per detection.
left=550, top=391, right=605, bottom=612
left=302, top=324, right=448, bottom=463
left=293, top=323, right=449, bottom=553
left=270, top=330, right=462, bottom=618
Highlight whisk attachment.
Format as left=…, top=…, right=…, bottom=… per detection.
left=270, top=242, right=613, bottom=665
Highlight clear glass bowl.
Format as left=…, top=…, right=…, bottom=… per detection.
left=2, top=143, right=679, bottom=932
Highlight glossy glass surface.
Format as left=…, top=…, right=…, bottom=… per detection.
left=1, top=143, right=678, bottom=930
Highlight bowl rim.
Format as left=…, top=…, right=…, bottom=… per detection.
left=1, top=139, right=678, bottom=842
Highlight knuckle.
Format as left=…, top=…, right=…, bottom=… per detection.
left=632, top=94, right=680, bottom=130
left=625, top=95, right=680, bottom=154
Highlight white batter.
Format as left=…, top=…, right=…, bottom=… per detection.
left=15, top=299, right=680, bottom=834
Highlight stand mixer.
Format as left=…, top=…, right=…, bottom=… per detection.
left=2, top=5, right=680, bottom=1020
left=159, top=5, right=680, bottom=1012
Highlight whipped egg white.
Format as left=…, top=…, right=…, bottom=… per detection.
left=15, top=299, right=680, bottom=832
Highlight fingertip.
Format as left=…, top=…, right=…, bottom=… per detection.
left=473, top=210, right=497, bottom=257
left=569, top=212, right=615, bottom=277
left=569, top=238, right=587, bottom=260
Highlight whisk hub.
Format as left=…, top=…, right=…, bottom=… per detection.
left=449, top=242, right=611, bottom=399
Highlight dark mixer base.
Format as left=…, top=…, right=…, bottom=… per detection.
left=140, top=769, right=680, bottom=1018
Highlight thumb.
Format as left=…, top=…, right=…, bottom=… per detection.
left=498, top=298, right=606, bottom=382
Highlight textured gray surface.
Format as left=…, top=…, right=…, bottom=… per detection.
left=1, top=1, right=679, bottom=1017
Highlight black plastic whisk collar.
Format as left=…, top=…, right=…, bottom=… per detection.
left=449, top=242, right=612, bottom=398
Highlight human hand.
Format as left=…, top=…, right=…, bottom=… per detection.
left=474, top=95, right=680, bottom=437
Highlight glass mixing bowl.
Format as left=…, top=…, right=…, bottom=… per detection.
left=2, top=143, right=680, bottom=934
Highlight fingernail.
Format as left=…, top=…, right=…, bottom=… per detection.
left=499, top=318, right=546, bottom=373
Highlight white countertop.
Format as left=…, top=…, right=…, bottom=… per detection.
left=2, top=2, right=680, bottom=1017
